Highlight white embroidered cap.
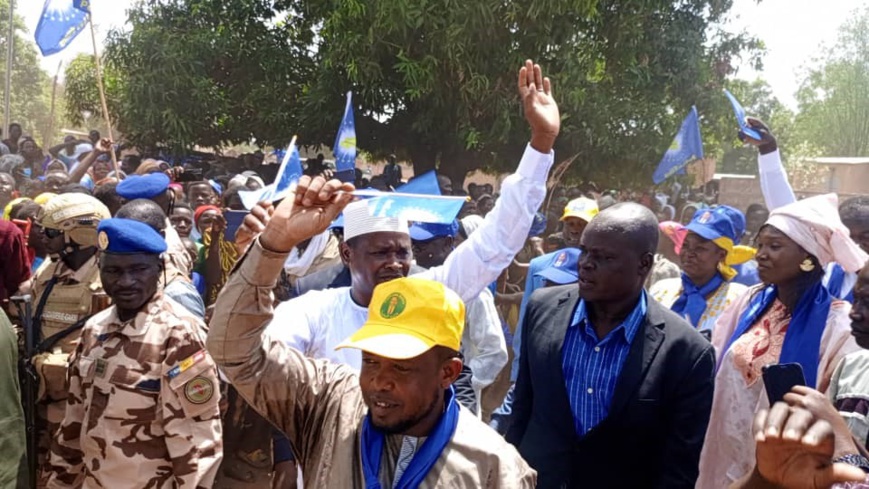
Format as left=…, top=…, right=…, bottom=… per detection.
left=343, top=200, right=409, bottom=242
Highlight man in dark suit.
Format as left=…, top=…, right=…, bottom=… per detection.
left=506, top=202, right=715, bottom=488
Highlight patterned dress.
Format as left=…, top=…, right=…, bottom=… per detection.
left=696, top=286, right=859, bottom=489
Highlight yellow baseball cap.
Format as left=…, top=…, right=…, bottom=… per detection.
left=335, top=277, right=465, bottom=360
left=561, top=197, right=599, bottom=223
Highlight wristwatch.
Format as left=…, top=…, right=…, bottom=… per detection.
left=834, top=453, right=869, bottom=473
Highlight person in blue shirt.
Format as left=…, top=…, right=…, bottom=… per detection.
left=489, top=198, right=595, bottom=434
left=506, top=202, right=715, bottom=488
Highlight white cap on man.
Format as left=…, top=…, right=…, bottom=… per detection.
left=342, top=200, right=410, bottom=242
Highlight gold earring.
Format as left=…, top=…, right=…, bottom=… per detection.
left=799, top=258, right=815, bottom=272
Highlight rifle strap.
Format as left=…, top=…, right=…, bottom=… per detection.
left=36, top=315, right=93, bottom=354
left=32, top=276, right=58, bottom=344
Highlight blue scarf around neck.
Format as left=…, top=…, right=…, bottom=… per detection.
left=671, top=272, right=726, bottom=328
left=361, top=386, right=460, bottom=489
left=827, top=264, right=855, bottom=303
left=721, top=281, right=832, bottom=388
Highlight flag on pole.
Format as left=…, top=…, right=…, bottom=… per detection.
left=239, top=140, right=302, bottom=209
left=396, top=170, right=440, bottom=195
left=333, top=91, right=357, bottom=173
left=34, top=0, right=90, bottom=56
left=723, top=89, right=761, bottom=140
left=652, top=106, right=704, bottom=184
left=365, top=193, right=466, bottom=224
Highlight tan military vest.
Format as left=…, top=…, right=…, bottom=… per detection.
left=31, top=258, right=107, bottom=402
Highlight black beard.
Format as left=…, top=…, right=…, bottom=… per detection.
left=370, top=393, right=440, bottom=435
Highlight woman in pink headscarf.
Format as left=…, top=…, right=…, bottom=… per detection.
left=697, top=194, right=868, bottom=488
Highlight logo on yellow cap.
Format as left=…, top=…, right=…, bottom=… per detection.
left=380, top=293, right=407, bottom=319
left=97, top=231, right=109, bottom=251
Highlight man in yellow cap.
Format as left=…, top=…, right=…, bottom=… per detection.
left=208, top=174, right=535, bottom=487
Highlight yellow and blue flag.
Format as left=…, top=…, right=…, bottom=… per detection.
left=35, top=0, right=90, bottom=56
left=333, top=91, right=357, bottom=175
left=652, top=106, right=704, bottom=184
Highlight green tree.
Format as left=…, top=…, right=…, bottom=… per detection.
left=794, top=6, right=869, bottom=157
left=0, top=0, right=66, bottom=148
left=82, top=0, right=763, bottom=186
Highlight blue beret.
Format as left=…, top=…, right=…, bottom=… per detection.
left=97, top=218, right=168, bottom=254
left=116, top=173, right=171, bottom=199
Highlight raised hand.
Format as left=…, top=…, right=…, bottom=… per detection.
left=740, top=116, right=778, bottom=153
left=784, top=385, right=861, bottom=460
left=259, top=176, right=354, bottom=253
left=751, top=402, right=865, bottom=489
left=518, top=59, right=560, bottom=154
left=235, top=201, right=274, bottom=254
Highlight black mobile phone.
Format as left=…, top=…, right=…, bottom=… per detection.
left=762, top=363, right=806, bottom=405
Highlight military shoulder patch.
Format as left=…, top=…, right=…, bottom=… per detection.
left=184, top=376, right=214, bottom=404
left=167, top=349, right=207, bottom=380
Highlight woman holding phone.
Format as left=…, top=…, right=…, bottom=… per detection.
left=697, top=194, right=867, bottom=488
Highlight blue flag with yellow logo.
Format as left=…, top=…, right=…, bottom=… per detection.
left=652, top=106, right=704, bottom=184
left=333, top=91, right=357, bottom=173
left=35, top=0, right=90, bottom=56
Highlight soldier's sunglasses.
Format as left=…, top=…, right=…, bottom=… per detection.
left=41, top=227, right=62, bottom=239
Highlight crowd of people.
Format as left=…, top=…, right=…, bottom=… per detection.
left=1, top=59, right=869, bottom=489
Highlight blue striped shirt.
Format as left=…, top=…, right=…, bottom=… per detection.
left=562, top=292, right=647, bottom=436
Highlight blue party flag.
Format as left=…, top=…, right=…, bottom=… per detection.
left=652, top=106, right=705, bottom=184
left=724, top=89, right=761, bottom=140
left=397, top=170, right=441, bottom=195
left=34, top=0, right=90, bottom=56
left=364, top=192, right=466, bottom=224
left=239, top=140, right=302, bottom=209
left=333, top=91, right=357, bottom=173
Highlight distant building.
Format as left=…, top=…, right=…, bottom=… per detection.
left=809, top=157, right=869, bottom=195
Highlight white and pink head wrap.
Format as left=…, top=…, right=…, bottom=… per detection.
left=765, top=193, right=868, bottom=273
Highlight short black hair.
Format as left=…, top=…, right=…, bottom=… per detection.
left=173, top=201, right=193, bottom=212
left=116, top=198, right=167, bottom=232
left=840, top=197, right=869, bottom=224
left=746, top=203, right=769, bottom=215
left=93, top=182, right=121, bottom=209
left=588, top=202, right=659, bottom=256
left=58, top=183, right=91, bottom=195
left=10, top=200, right=40, bottom=221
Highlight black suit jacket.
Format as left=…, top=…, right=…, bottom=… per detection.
left=506, top=285, right=715, bottom=489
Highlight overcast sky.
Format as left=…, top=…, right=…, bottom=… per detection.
left=20, top=0, right=866, bottom=110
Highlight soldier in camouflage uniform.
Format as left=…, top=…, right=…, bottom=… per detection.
left=21, top=193, right=112, bottom=487
left=47, top=218, right=222, bottom=488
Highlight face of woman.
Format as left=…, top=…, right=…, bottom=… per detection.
left=196, top=209, right=219, bottom=235
left=679, top=232, right=726, bottom=284
left=21, top=140, right=36, bottom=156
left=93, top=160, right=112, bottom=181
left=755, top=225, right=810, bottom=285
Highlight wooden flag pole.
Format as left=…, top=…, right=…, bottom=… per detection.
left=86, top=11, right=122, bottom=179
left=44, top=60, right=62, bottom=150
